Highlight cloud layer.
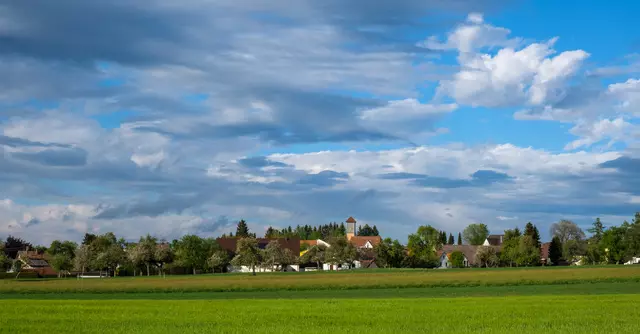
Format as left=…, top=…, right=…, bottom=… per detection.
left=1, top=1, right=639, bottom=245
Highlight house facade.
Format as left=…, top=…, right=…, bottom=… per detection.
left=15, top=250, right=57, bottom=277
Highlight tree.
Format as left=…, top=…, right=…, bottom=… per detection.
left=524, top=222, right=541, bottom=248
left=95, top=243, right=125, bottom=277
left=48, top=240, right=77, bottom=259
left=262, top=240, right=284, bottom=271
left=154, top=243, right=174, bottom=276
left=457, top=233, right=462, bottom=245
left=231, top=237, right=261, bottom=275
left=74, top=245, right=91, bottom=275
left=300, top=245, right=326, bottom=270
left=174, top=235, right=207, bottom=275
left=127, top=244, right=146, bottom=276
left=12, top=259, right=22, bottom=279
left=550, top=220, right=586, bottom=260
left=463, top=224, right=489, bottom=245
left=475, top=246, right=498, bottom=268
left=207, top=250, right=229, bottom=273
left=500, top=228, right=521, bottom=267
left=4, top=236, right=32, bottom=259
left=49, top=254, right=73, bottom=278
left=407, top=225, right=442, bottom=259
left=138, top=235, right=158, bottom=276
left=374, top=238, right=405, bottom=268
left=516, top=235, right=539, bottom=267
left=548, top=236, right=563, bottom=265
left=450, top=251, right=466, bottom=268
left=325, top=237, right=357, bottom=269
left=588, top=218, right=605, bottom=241
left=602, top=226, right=626, bottom=264
left=447, top=234, right=454, bottom=245
left=372, top=226, right=379, bottom=237
left=235, top=219, right=250, bottom=238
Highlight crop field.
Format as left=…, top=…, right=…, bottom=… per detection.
left=1, top=267, right=640, bottom=333
left=2, top=266, right=640, bottom=293
left=1, top=295, right=639, bottom=333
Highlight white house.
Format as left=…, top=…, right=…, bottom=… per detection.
left=624, top=257, right=640, bottom=265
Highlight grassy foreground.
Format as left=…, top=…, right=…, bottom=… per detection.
left=2, top=266, right=640, bottom=293
left=1, top=295, right=639, bottom=333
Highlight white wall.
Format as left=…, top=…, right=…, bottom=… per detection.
left=227, top=264, right=300, bottom=273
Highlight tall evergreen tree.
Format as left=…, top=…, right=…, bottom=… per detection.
left=457, top=232, right=462, bottom=245
left=372, top=225, right=379, bottom=236
left=588, top=218, right=605, bottom=241
left=235, top=220, right=250, bottom=238
left=447, top=233, right=454, bottom=245
left=549, top=236, right=563, bottom=265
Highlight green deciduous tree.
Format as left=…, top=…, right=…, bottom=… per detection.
left=207, top=250, right=229, bottom=273
left=73, top=245, right=91, bottom=275
left=325, top=237, right=357, bottom=269
left=500, top=228, right=521, bottom=267
left=262, top=240, right=285, bottom=271
left=95, top=243, right=124, bottom=277
left=231, top=237, right=261, bottom=275
left=374, top=238, right=405, bottom=268
left=463, top=224, right=489, bottom=245
left=174, top=235, right=207, bottom=275
left=138, top=235, right=157, bottom=276
left=475, top=246, right=498, bottom=268
left=408, top=225, right=441, bottom=256
left=602, top=226, right=626, bottom=264
left=516, top=235, right=539, bottom=267
left=450, top=251, right=465, bottom=268
left=300, top=245, right=326, bottom=270
left=154, top=242, right=174, bottom=276
left=550, top=220, right=586, bottom=260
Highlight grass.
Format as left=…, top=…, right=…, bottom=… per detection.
left=2, top=281, right=639, bottom=300
left=1, top=295, right=639, bottom=333
left=3, top=266, right=640, bottom=293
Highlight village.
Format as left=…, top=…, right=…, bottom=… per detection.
left=5, top=215, right=639, bottom=279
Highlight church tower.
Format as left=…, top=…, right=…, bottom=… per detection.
left=346, top=216, right=357, bottom=241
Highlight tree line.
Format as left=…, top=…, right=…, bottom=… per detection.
left=2, top=213, right=640, bottom=276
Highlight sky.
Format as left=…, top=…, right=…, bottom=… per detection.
left=1, top=0, right=640, bottom=245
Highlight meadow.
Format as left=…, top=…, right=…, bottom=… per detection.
left=1, top=267, right=640, bottom=333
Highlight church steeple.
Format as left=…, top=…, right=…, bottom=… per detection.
left=346, top=216, right=356, bottom=240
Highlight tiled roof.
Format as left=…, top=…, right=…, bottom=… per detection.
left=349, top=236, right=381, bottom=248
left=300, top=240, right=318, bottom=247
left=485, top=235, right=504, bottom=246
left=217, top=237, right=301, bottom=255
left=440, top=244, right=501, bottom=265
left=346, top=217, right=357, bottom=223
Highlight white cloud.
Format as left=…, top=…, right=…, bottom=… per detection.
left=421, top=12, right=519, bottom=54
left=565, top=118, right=636, bottom=150
left=436, top=37, right=589, bottom=107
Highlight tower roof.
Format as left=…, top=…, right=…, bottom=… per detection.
left=346, top=216, right=356, bottom=223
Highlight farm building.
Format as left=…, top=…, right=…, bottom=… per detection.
left=14, top=250, right=57, bottom=277
left=483, top=234, right=504, bottom=246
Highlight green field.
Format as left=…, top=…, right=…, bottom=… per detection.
left=1, top=267, right=640, bottom=333
left=2, top=266, right=640, bottom=293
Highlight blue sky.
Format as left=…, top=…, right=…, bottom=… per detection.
left=1, top=0, right=639, bottom=245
